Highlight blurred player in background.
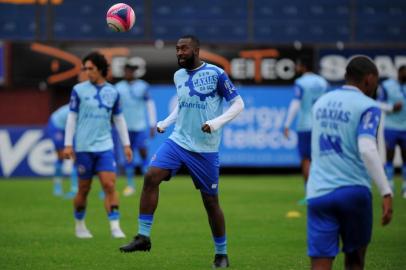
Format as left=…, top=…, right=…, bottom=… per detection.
left=377, top=65, right=406, bottom=197
left=307, top=56, right=393, bottom=270
left=114, top=61, right=157, bottom=196
left=283, top=56, right=329, bottom=204
left=119, top=35, right=244, bottom=268
left=64, top=52, right=132, bottom=239
left=46, top=104, right=78, bottom=197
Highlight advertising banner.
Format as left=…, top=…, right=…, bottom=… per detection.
left=9, top=42, right=312, bottom=88
left=318, top=48, right=406, bottom=83
left=0, top=86, right=300, bottom=177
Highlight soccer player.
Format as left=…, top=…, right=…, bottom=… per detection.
left=377, top=65, right=406, bottom=197
left=114, top=61, right=157, bottom=196
left=307, top=56, right=393, bottom=270
left=119, top=35, right=244, bottom=269
left=63, top=52, right=133, bottom=239
left=283, top=56, right=329, bottom=203
left=46, top=104, right=78, bottom=197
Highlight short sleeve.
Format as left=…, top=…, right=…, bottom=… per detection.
left=69, top=89, right=80, bottom=113
left=376, top=86, right=388, bottom=102
left=217, top=72, right=239, bottom=101
left=112, top=92, right=123, bottom=115
left=357, top=107, right=381, bottom=139
left=143, top=87, right=151, bottom=101
left=294, top=84, right=303, bottom=100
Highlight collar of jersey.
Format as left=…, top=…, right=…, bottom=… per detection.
left=91, top=82, right=106, bottom=90
left=186, top=62, right=207, bottom=75
left=341, top=85, right=361, bottom=92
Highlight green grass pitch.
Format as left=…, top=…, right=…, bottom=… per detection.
left=0, top=175, right=405, bottom=269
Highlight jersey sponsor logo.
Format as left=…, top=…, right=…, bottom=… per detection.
left=179, top=101, right=207, bottom=110
left=319, top=133, right=343, bottom=156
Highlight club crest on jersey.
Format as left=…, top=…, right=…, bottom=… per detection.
left=94, top=86, right=117, bottom=111
left=185, top=70, right=218, bottom=101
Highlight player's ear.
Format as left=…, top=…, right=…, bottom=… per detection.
left=364, top=74, right=378, bottom=97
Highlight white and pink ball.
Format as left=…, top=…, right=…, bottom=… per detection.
left=106, top=3, right=135, bottom=32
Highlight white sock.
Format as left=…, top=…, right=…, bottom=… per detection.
left=110, top=220, right=120, bottom=231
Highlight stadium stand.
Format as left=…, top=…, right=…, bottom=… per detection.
left=0, top=0, right=405, bottom=43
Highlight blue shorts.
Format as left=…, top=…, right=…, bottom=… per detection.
left=297, top=131, right=311, bottom=159
left=129, top=131, right=148, bottom=150
left=384, top=129, right=406, bottom=150
left=46, top=121, right=65, bottom=151
left=113, top=129, right=148, bottom=166
left=75, top=150, right=116, bottom=180
left=307, top=186, right=372, bottom=257
left=150, top=139, right=220, bottom=195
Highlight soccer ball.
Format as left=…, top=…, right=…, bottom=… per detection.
left=106, top=3, right=136, bottom=32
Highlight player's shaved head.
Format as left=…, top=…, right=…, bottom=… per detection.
left=179, top=35, right=200, bottom=49
left=345, top=56, right=378, bottom=83
left=345, top=55, right=379, bottom=97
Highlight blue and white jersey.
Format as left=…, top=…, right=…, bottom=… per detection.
left=50, top=104, right=70, bottom=130
left=307, top=85, right=381, bottom=199
left=115, top=79, right=150, bottom=131
left=169, top=62, right=239, bottom=153
left=69, top=81, right=122, bottom=152
left=294, top=73, right=329, bottom=131
left=377, top=78, right=406, bottom=130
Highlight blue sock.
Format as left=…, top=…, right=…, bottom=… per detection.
left=138, top=214, right=154, bottom=237
left=74, top=209, right=86, bottom=220
left=108, top=206, right=120, bottom=221
left=53, top=160, right=63, bottom=195
left=385, top=162, right=394, bottom=180
left=55, top=160, right=63, bottom=178
left=70, top=166, right=78, bottom=192
left=213, top=236, right=227, bottom=255
left=385, top=162, right=394, bottom=190
left=141, top=158, right=149, bottom=175
left=125, top=164, right=135, bottom=188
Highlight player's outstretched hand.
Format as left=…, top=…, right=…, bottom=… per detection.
left=157, top=126, right=165, bottom=133
left=201, top=123, right=212, bottom=134
left=381, top=194, right=393, bottom=226
left=124, top=146, right=133, bottom=163
left=156, top=122, right=165, bottom=133
left=63, top=146, right=75, bottom=160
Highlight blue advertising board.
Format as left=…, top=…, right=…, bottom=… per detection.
left=0, top=86, right=300, bottom=177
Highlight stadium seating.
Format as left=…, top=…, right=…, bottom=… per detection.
left=0, top=0, right=404, bottom=43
